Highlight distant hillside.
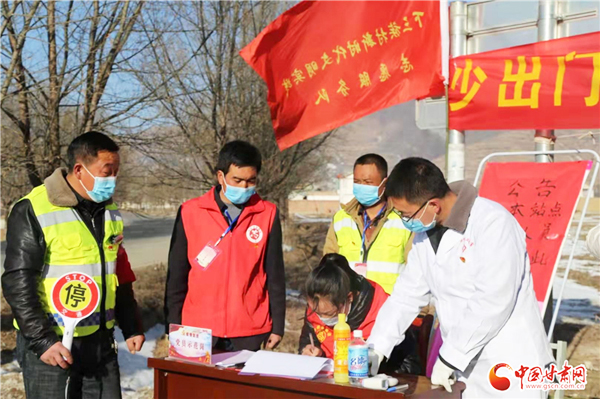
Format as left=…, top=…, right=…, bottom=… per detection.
left=316, top=101, right=598, bottom=192
left=432, top=130, right=599, bottom=184
left=322, top=101, right=447, bottom=186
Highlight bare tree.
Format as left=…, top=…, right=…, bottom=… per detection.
left=125, top=2, right=331, bottom=214
left=1, top=1, right=331, bottom=217
left=1, top=0, right=147, bottom=208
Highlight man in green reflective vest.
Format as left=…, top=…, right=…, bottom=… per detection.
left=324, top=154, right=412, bottom=294
left=2, top=132, right=144, bottom=399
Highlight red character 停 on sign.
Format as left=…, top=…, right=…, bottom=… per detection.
left=240, top=1, right=445, bottom=150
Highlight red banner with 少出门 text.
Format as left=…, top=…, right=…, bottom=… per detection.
left=479, top=161, right=590, bottom=313
left=240, top=1, right=445, bottom=150
left=449, top=31, right=600, bottom=130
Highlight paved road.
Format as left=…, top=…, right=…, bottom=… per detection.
left=120, top=212, right=174, bottom=269
left=1, top=212, right=175, bottom=270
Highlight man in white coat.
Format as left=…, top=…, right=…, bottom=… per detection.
left=368, top=158, right=554, bottom=398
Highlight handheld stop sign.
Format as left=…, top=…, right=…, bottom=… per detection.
left=51, top=272, right=100, bottom=351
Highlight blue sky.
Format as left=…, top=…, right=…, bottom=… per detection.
left=474, top=0, right=599, bottom=52
left=5, top=1, right=598, bottom=133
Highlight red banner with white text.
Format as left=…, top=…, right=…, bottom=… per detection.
left=479, top=161, right=590, bottom=313
left=240, top=1, right=444, bottom=150
left=449, top=32, right=600, bottom=130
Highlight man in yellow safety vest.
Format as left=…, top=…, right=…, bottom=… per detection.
left=2, top=131, right=144, bottom=398
left=324, top=154, right=412, bottom=294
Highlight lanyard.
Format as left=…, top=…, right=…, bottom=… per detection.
left=215, top=209, right=240, bottom=246
left=224, top=209, right=235, bottom=225
left=360, top=205, right=386, bottom=261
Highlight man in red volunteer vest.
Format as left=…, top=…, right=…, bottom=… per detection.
left=165, top=140, right=285, bottom=351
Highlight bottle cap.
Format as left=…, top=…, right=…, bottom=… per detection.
left=353, top=330, right=363, bottom=338
left=338, top=313, right=346, bottom=323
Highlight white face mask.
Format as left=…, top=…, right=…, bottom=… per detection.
left=318, top=302, right=352, bottom=327
left=319, top=315, right=338, bottom=327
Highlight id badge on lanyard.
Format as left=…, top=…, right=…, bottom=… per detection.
left=193, top=210, right=239, bottom=270
left=357, top=206, right=385, bottom=277
left=354, top=263, right=368, bottom=277
left=195, top=242, right=222, bottom=269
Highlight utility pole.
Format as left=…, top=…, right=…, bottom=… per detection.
left=535, top=0, right=558, bottom=164
left=537, top=0, right=558, bottom=336
left=447, top=1, right=467, bottom=183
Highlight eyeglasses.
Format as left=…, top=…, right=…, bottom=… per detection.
left=393, top=197, right=435, bottom=223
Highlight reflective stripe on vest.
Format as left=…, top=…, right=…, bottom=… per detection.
left=41, top=261, right=117, bottom=279
left=13, top=184, right=122, bottom=337
left=36, top=208, right=123, bottom=229
left=48, top=309, right=115, bottom=328
left=333, top=209, right=411, bottom=294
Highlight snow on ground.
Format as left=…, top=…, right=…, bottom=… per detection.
left=286, top=289, right=306, bottom=304
left=560, top=214, right=600, bottom=258
left=116, top=324, right=164, bottom=396
left=552, top=278, right=600, bottom=324
left=0, top=325, right=164, bottom=398
left=551, top=214, right=600, bottom=324
left=0, top=360, right=20, bottom=375
left=560, top=257, right=600, bottom=278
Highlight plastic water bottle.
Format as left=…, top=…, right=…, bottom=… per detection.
left=333, top=313, right=351, bottom=384
left=348, top=330, right=369, bottom=384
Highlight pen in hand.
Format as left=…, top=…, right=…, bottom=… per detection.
left=302, top=333, right=322, bottom=357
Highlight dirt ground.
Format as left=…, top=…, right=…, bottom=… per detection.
left=561, top=324, right=600, bottom=399
left=1, top=295, right=16, bottom=364
left=282, top=221, right=329, bottom=292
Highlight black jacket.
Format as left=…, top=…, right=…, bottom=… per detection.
left=1, top=169, right=143, bottom=357
left=164, top=186, right=286, bottom=337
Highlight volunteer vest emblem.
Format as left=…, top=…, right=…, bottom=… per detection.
left=246, top=225, right=263, bottom=244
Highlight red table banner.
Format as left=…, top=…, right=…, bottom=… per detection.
left=240, top=1, right=445, bottom=150
left=479, top=161, right=590, bottom=313
left=449, top=31, right=600, bottom=130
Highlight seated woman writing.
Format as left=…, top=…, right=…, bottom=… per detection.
left=298, top=253, right=420, bottom=374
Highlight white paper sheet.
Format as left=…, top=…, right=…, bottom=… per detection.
left=214, top=350, right=255, bottom=366
left=239, top=350, right=333, bottom=380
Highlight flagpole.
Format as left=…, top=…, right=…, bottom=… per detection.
left=535, top=0, right=557, bottom=165
left=536, top=0, right=558, bottom=341
left=440, top=0, right=449, bottom=85
left=446, top=0, right=466, bottom=183
left=440, top=0, right=451, bottom=182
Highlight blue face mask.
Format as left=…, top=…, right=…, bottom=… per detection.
left=222, top=176, right=256, bottom=205
left=401, top=202, right=437, bottom=233
left=79, top=164, right=116, bottom=203
left=353, top=179, right=385, bottom=207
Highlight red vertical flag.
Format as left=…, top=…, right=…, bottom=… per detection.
left=240, top=1, right=445, bottom=150
left=479, top=161, right=590, bottom=312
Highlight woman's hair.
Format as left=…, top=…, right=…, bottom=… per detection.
left=305, top=253, right=362, bottom=313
